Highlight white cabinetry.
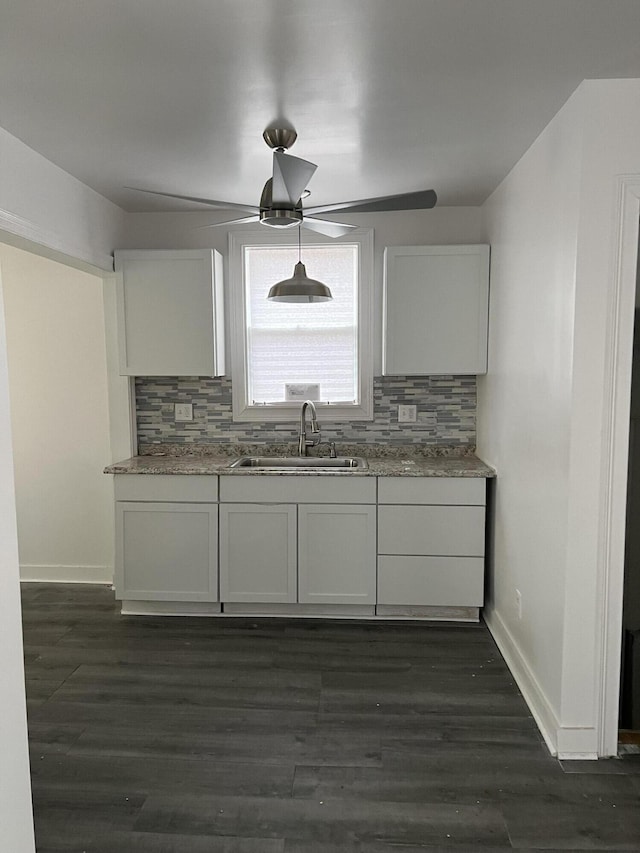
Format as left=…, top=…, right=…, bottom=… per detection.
left=298, top=504, right=377, bottom=604
left=383, top=245, right=489, bottom=375
left=114, top=475, right=219, bottom=606
left=219, top=476, right=377, bottom=607
left=110, top=471, right=489, bottom=619
left=377, top=477, right=486, bottom=608
left=219, top=504, right=297, bottom=603
left=114, top=249, right=225, bottom=377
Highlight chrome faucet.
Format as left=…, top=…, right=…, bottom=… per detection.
left=298, top=400, right=321, bottom=456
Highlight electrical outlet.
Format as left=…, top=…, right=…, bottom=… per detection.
left=398, top=404, right=417, bottom=423
left=515, top=588, right=522, bottom=619
left=174, top=403, right=193, bottom=422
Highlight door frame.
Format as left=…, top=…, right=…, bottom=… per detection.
left=599, top=177, right=640, bottom=756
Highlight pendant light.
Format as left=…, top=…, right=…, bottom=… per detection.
left=267, top=227, right=333, bottom=303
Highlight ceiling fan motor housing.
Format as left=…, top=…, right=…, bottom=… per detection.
left=259, top=178, right=303, bottom=228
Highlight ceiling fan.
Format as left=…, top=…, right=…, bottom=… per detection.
left=127, top=127, right=437, bottom=238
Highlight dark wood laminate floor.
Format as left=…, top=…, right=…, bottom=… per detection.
left=21, top=583, right=640, bottom=852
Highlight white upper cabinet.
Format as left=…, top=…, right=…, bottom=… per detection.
left=383, top=245, right=489, bottom=376
left=114, top=249, right=225, bottom=377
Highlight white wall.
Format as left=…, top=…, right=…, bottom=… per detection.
left=121, top=206, right=484, bottom=374
left=0, top=261, right=35, bottom=851
left=0, top=125, right=123, bottom=272
left=1, top=244, right=114, bottom=583
left=478, top=87, right=583, bottom=742
left=479, top=79, right=640, bottom=757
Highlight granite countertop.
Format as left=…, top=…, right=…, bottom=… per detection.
left=105, top=444, right=495, bottom=478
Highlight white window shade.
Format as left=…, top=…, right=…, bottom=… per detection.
left=245, top=245, right=358, bottom=405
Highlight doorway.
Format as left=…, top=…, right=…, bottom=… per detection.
left=0, top=243, right=114, bottom=585
left=619, top=250, right=640, bottom=746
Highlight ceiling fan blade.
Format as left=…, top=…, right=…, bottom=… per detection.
left=197, top=215, right=260, bottom=230
left=125, top=187, right=260, bottom=214
left=271, top=152, right=317, bottom=206
left=305, top=189, right=437, bottom=216
left=302, top=218, right=358, bottom=239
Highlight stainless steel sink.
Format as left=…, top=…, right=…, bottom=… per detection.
left=227, top=456, right=368, bottom=470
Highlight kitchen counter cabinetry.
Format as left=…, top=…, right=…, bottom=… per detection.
left=383, top=244, right=489, bottom=375
left=377, top=477, right=486, bottom=616
left=114, top=249, right=225, bottom=377
left=111, top=461, right=492, bottom=620
left=114, top=475, right=220, bottom=613
left=219, top=476, right=377, bottom=609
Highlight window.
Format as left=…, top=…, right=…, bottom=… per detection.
left=229, top=228, right=373, bottom=421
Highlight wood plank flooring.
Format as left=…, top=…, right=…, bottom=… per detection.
left=21, top=583, right=640, bottom=852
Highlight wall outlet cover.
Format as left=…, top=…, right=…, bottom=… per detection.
left=398, top=404, right=417, bottom=423
left=174, top=403, right=193, bottom=422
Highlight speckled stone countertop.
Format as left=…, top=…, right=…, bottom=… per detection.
left=105, top=443, right=495, bottom=478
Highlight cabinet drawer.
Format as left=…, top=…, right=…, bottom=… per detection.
left=378, top=556, right=484, bottom=606
left=114, top=474, right=218, bottom=503
left=378, top=505, right=485, bottom=556
left=378, top=477, right=485, bottom=505
left=220, top=475, right=375, bottom=504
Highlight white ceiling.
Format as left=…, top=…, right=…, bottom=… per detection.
left=2, top=0, right=640, bottom=214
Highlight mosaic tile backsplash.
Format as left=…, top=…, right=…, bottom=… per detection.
left=135, top=376, right=476, bottom=447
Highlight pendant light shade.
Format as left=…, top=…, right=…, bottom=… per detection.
left=267, top=261, right=332, bottom=303
left=267, top=226, right=333, bottom=303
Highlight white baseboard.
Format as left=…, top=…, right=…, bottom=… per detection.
left=556, top=727, right=599, bottom=760
left=484, top=605, right=560, bottom=756
left=20, top=564, right=113, bottom=584
left=485, top=606, right=600, bottom=759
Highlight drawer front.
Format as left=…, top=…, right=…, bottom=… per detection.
left=377, top=477, right=485, bottom=506
left=378, top=505, right=485, bottom=556
left=220, top=475, right=376, bottom=504
left=114, top=474, right=218, bottom=503
left=378, top=556, right=484, bottom=606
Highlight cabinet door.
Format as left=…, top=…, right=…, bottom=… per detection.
left=115, top=249, right=225, bottom=376
left=383, top=245, right=489, bottom=375
left=219, top=504, right=297, bottom=603
left=298, top=504, right=376, bottom=605
left=115, top=502, right=218, bottom=601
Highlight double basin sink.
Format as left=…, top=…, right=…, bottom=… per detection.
left=228, top=456, right=368, bottom=471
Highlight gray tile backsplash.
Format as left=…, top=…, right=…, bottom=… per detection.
left=135, top=376, right=476, bottom=447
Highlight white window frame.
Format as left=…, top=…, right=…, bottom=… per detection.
left=229, top=227, right=374, bottom=422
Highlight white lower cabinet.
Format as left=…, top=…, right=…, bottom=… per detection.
left=218, top=475, right=377, bottom=609
left=116, top=501, right=218, bottom=601
left=298, top=504, right=377, bottom=605
left=219, top=504, right=297, bottom=603
left=112, top=472, right=488, bottom=616
left=114, top=474, right=219, bottom=604
left=377, top=477, right=486, bottom=609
